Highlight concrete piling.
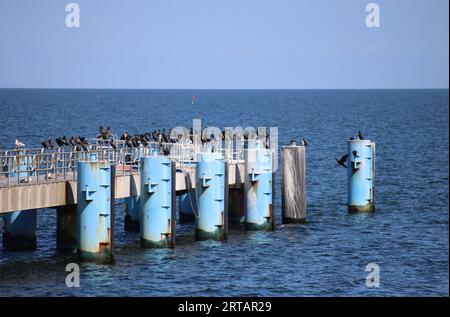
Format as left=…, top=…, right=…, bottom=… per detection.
left=178, top=192, right=197, bottom=223
left=3, top=210, right=37, bottom=250
left=228, top=187, right=245, bottom=224
left=195, top=150, right=227, bottom=240
left=76, top=153, right=112, bottom=259
left=124, top=196, right=140, bottom=231
left=139, top=154, right=176, bottom=248
left=281, top=145, right=306, bottom=223
left=56, top=204, right=77, bottom=251
left=347, top=139, right=376, bottom=212
left=244, top=141, right=274, bottom=231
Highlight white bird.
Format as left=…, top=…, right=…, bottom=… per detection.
left=15, top=139, right=25, bottom=148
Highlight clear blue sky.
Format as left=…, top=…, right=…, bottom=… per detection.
left=0, top=0, right=448, bottom=89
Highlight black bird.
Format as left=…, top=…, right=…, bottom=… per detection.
left=160, top=145, right=170, bottom=156
left=120, top=132, right=129, bottom=141
left=140, top=135, right=148, bottom=147
left=301, top=138, right=308, bottom=147
left=47, top=138, right=55, bottom=148
left=80, top=142, right=89, bottom=152
left=144, top=132, right=152, bottom=142
left=125, top=136, right=133, bottom=148
left=357, top=131, right=364, bottom=140
left=349, top=136, right=355, bottom=141
left=335, top=154, right=348, bottom=168
left=352, top=150, right=359, bottom=158
left=55, top=137, right=64, bottom=147
left=61, top=136, right=69, bottom=146
left=68, top=136, right=76, bottom=146
left=109, top=139, right=117, bottom=150
left=40, top=141, right=49, bottom=149
left=99, top=126, right=111, bottom=140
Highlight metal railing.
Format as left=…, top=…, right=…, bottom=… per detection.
left=0, top=137, right=251, bottom=188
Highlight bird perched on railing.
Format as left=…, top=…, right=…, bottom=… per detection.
left=108, top=139, right=117, bottom=150
left=55, top=137, right=64, bottom=147
left=99, top=126, right=111, bottom=140
left=47, top=138, right=55, bottom=148
left=15, top=139, right=25, bottom=149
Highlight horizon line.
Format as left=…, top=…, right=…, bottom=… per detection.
left=0, top=87, right=448, bottom=90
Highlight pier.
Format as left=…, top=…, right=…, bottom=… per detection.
left=0, top=133, right=279, bottom=258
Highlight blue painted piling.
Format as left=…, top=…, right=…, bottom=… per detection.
left=3, top=210, right=37, bottom=250
left=125, top=196, right=140, bottom=231
left=244, top=141, right=274, bottom=231
left=139, top=154, right=175, bottom=248
left=195, top=150, right=227, bottom=240
left=76, top=153, right=112, bottom=258
left=347, top=139, right=376, bottom=212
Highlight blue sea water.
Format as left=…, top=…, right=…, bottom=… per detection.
left=0, top=89, right=448, bottom=296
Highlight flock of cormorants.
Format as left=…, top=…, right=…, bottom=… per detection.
left=14, top=127, right=365, bottom=168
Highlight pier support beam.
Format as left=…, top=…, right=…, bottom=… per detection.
left=3, top=210, right=37, bottom=251
left=56, top=204, right=77, bottom=251
left=139, top=155, right=176, bottom=248
left=76, top=154, right=112, bottom=259
left=124, top=196, right=140, bottom=231
left=347, top=139, right=376, bottom=213
left=178, top=192, right=197, bottom=224
left=195, top=151, right=228, bottom=240
left=281, top=145, right=306, bottom=223
left=244, top=142, right=274, bottom=231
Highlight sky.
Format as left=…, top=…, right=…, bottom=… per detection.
left=0, top=0, right=448, bottom=89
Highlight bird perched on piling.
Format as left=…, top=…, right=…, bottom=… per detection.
left=290, top=138, right=297, bottom=146
left=301, top=138, right=308, bottom=147
left=357, top=131, right=364, bottom=140
left=335, top=154, right=348, bottom=168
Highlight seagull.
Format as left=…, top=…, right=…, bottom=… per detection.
left=335, top=154, right=348, bottom=168
left=301, top=138, right=308, bottom=147
left=15, top=139, right=25, bottom=148
left=357, top=131, right=364, bottom=140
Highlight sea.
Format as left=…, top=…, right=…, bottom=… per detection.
left=0, top=89, right=448, bottom=296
